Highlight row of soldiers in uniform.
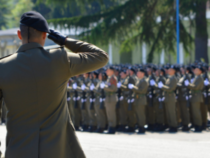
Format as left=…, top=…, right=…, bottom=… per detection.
left=1, top=63, right=210, bottom=134
left=66, top=63, right=210, bottom=134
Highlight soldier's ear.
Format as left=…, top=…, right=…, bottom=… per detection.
left=17, top=30, right=22, bottom=40
left=42, top=32, right=47, bottom=40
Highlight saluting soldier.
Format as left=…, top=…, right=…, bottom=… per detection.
left=128, top=68, right=149, bottom=134
left=158, top=65, right=178, bottom=133
left=2, top=11, right=108, bottom=158
left=103, top=66, right=118, bottom=134
left=184, top=65, right=204, bottom=132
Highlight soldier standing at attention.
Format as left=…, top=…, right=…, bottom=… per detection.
left=103, top=66, right=118, bottom=134
left=146, top=66, right=156, bottom=131
left=93, top=72, right=108, bottom=133
left=117, top=69, right=129, bottom=132
left=177, top=67, right=192, bottom=131
left=128, top=68, right=148, bottom=134
left=2, top=11, right=108, bottom=158
left=77, top=73, right=90, bottom=132
left=184, top=65, right=204, bottom=132
left=158, top=65, right=178, bottom=133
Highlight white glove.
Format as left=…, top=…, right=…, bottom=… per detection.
left=90, top=83, right=95, bottom=91
left=73, top=83, right=77, bottom=90
left=117, top=82, right=121, bottom=88
left=100, top=82, right=105, bottom=89
left=184, top=80, right=189, bottom=86
left=128, top=83, right=134, bottom=89
left=150, top=79, right=155, bottom=86
left=158, top=81, right=163, bottom=88
left=204, top=79, right=209, bottom=86
left=81, top=84, right=86, bottom=90
left=190, top=79, right=194, bottom=83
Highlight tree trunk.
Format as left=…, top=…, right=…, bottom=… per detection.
left=195, top=0, right=208, bottom=63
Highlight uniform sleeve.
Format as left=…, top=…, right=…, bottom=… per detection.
left=104, top=77, right=118, bottom=92
left=132, top=80, right=148, bottom=94
left=188, top=77, right=201, bottom=90
left=162, top=78, right=176, bottom=92
left=65, top=38, right=109, bottom=77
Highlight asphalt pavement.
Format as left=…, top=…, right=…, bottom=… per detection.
left=1, top=125, right=210, bottom=158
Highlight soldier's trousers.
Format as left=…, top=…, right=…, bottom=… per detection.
left=1, top=102, right=7, bottom=122
left=154, top=102, right=165, bottom=125
left=73, top=101, right=81, bottom=127
left=200, top=102, right=207, bottom=126
left=81, top=100, right=90, bottom=126
left=178, top=101, right=190, bottom=126
left=165, top=101, right=177, bottom=128
left=191, top=101, right=202, bottom=126
left=105, top=95, right=117, bottom=128
left=126, top=102, right=136, bottom=128
left=87, top=99, right=97, bottom=126
left=146, top=98, right=155, bottom=125
left=94, top=98, right=107, bottom=128
left=134, top=103, right=146, bottom=127
left=176, top=101, right=181, bottom=124
left=118, top=99, right=128, bottom=126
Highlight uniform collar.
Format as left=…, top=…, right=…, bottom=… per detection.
left=17, top=42, right=43, bottom=52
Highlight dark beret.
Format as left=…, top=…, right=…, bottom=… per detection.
left=20, top=11, right=50, bottom=33
left=108, top=66, right=115, bottom=71
left=137, top=68, right=145, bottom=73
left=129, top=67, right=136, bottom=73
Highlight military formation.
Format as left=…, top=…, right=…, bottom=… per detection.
left=64, top=62, right=210, bottom=134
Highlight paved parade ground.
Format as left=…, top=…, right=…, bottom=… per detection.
left=1, top=125, right=210, bottom=158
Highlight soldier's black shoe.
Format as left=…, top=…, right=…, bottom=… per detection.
left=154, top=124, right=165, bottom=132
left=124, top=126, right=135, bottom=133
left=169, top=127, right=177, bottom=133
left=147, top=124, right=154, bottom=131
left=107, top=127, right=116, bottom=134
left=194, top=126, right=202, bottom=133
left=74, top=126, right=80, bottom=131
left=138, top=127, right=145, bottom=134
left=95, top=127, right=105, bottom=133
left=117, top=125, right=126, bottom=132
left=182, top=125, right=190, bottom=132
left=81, top=125, right=89, bottom=132
left=189, top=124, right=195, bottom=129
left=88, top=126, right=97, bottom=132
left=202, top=123, right=207, bottom=130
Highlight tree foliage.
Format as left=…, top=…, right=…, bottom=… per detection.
left=48, top=0, right=195, bottom=62
left=0, top=0, right=11, bottom=29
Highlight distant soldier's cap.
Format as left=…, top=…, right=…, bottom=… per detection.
left=191, top=64, right=196, bottom=69
left=160, top=68, right=165, bottom=74
left=108, top=66, right=115, bottom=71
left=164, top=65, right=169, bottom=70
left=20, top=11, right=50, bottom=33
left=137, top=68, right=145, bottom=73
left=169, top=65, right=176, bottom=70
left=195, top=65, right=204, bottom=72
left=120, top=69, right=127, bottom=74
left=129, top=67, right=136, bottom=73
left=93, top=71, right=99, bottom=76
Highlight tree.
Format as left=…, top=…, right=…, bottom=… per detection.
left=0, top=0, right=11, bottom=29
left=10, top=0, right=34, bottom=28
left=45, top=0, right=208, bottom=63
